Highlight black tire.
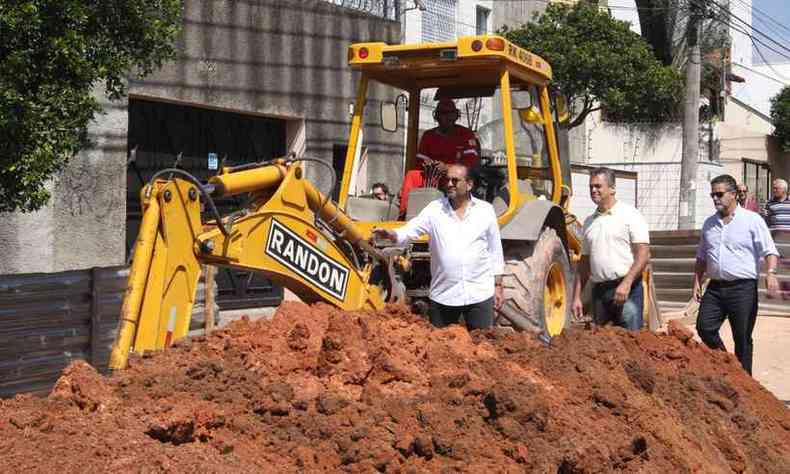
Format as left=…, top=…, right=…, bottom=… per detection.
left=499, top=228, right=572, bottom=336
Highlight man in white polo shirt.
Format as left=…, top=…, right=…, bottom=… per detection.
left=373, top=164, right=504, bottom=330
left=572, top=167, right=650, bottom=330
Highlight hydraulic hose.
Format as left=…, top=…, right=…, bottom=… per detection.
left=147, top=168, right=230, bottom=236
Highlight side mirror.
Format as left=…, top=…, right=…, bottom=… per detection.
left=380, top=101, right=398, bottom=133
left=518, top=106, right=544, bottom=125
left=556, top=95, right=570, bottom=124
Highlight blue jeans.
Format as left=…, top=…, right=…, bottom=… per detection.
left=592, top=278, right=644, bottom=331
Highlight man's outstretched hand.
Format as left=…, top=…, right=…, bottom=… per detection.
left=371, top=227, right=397, bottom=243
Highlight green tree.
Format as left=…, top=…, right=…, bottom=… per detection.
left=0, top=1, right=182, bottom=213
left=502, top=2, right=681, bottom=129
left=771, top=86, right=790, bottom=151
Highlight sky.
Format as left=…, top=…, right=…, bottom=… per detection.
left=608, top=0, right=790, bottom=65
left=753, top=0, right=788, bottom=24
left=751, top=0, right=790, bottom=64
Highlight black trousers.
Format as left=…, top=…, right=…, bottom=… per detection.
left=429, top=297, right=494, bottom=330
left=696, top=279, right=758, bottom=375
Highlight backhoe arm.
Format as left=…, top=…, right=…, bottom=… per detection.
left=110, top=161, right=388, bottom=369
left=110, top=177, right=205, bottom=369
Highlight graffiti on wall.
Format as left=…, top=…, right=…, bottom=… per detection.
left=55, top=148, right=125, bottom=221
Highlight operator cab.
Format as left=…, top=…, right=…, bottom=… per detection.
left=338, top=35, right=570, bottom=228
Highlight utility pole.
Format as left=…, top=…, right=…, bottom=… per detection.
left=679, top=0, right=702, bottom=229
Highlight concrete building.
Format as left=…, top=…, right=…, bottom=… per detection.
left=580, top=114, right=720, bottom=230
left=577, top=71, right=789, bottom=230
left=399, top=0, right=574, bottom=131
left=719, top=97, right=790, bottom=201
left=0, top=0, right=589, bottom=277
left=733, top=61, right=790, bottom=118
left=564, top=0, right=790, bottom=230
left=0, top=0, right=401, bottom=285
left=400, top=0, right=496, bottom=131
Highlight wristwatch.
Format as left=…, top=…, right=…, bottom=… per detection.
left=767, top=268, right=778, bottom=275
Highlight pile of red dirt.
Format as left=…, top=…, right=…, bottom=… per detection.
left=2, top=302, right=789, bottom=472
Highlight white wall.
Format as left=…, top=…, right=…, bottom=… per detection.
left=732, top=61, right=790, bottom=118
left=607, top=0, right=641, bottom=34
left=403, top=0, right=492, bottom=44
left=458, top=0, right=492, bottom=36
left=585, top=116, right=722, bottom=230
left=403, top=0, right=496, bottom=133
left=570, top=171, right=637, bottom=223
left=717, top=98, right=774, bottom=180
left=574, top=161, right=721, bottom=231
left=729, top=0, right=753, bottom=70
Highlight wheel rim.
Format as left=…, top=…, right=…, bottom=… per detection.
left=544, top=262, right=567, bottom=336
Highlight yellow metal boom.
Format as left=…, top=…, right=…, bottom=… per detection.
left=110, top=160, right=388, bottom=369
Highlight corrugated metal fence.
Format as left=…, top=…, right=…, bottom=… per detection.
left=0, top=266, right=215, bottom=398
left=0, top=267, right=125, bottom=397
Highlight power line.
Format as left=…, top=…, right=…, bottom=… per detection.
left=750, top=39, right=790, bottom=81
left=722, top=24, right=790, bottom=81
left=731, top=60, right=790, bottom=85
left=416, top=0, right=790, bottom=68
left=739, top=0, right=790, bottom=50
left=473, top=0, right=675, bottom=11
left=420, top=1, right=679, bottom=36
left=702, top=0, right=790, bottom=59
left=732, top=0, right=790, bottom=40
left=689, top=0, right=790, bottom=63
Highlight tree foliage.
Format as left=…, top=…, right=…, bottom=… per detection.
left=771, top=86, right=790, bottom=152
left=502, top=2, right=681, bottom=129
left=0, top=1, right=182, bottom=213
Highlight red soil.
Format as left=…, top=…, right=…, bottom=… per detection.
left=2, top=302, right=789, bottom=473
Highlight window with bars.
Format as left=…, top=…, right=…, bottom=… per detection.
left=422, top=0, right=456, bottom=43
left=743, top=159, right=772, bottom=206
left=476, top=5, right=490, bottom=35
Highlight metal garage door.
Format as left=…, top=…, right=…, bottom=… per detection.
left=126, top=97, right=285, bottom=309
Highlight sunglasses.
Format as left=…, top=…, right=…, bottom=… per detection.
left=447, top=177, right=468, bottom=185
left=710, top=191, right=734, bottom=199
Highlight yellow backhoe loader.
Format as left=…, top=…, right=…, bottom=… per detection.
left=110, top=35, right=581, bottom=370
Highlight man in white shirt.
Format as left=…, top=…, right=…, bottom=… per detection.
left=373, top=164, right=504, bottom=329
left=694, top=174, right=779, bottom=375
left=572, top=167, right=650, bottom=330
